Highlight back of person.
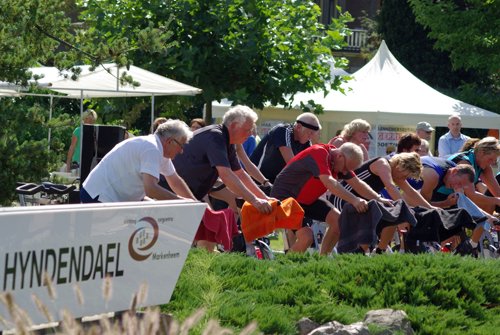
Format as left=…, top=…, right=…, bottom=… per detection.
left=173, top=124, right=240, bottom=200
left=448, top=149, right=481, bottom=184
left=250, top=123, right=309, bottom=182
left=271, top=143, right=333, bottom=205
left=340, top=157, right=387, bottom=197
left=421, top=156, right=457, bottom=200
left=83, top=135, right=164, bottom=202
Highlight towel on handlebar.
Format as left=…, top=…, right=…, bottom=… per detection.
left=337, top=199, right=416, bottom=253
left=195, top=208, right=239, bottom=251
left=456, top=192, right=487, bottom=222
left=240, top=197, right=304, bottom=242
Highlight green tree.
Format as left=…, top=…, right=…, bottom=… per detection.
left=79, top=0, right=352, bottom=122
left=0, top=97, right=76, bottom=206
left=0, top=0, right=175, bottom=205
left=0, top=0, right=73, bottom=83
left=377, top=0, right=477, bottom=90
left=409, top=0, right=499, bottom=112
left=409, top=0, right=499, bottom=76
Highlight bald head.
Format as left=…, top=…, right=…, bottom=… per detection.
left=296, top=112, right=321, bottom=130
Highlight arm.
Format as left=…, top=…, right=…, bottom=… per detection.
left=217, top=166, right=271, bottom=213
left=142, top=173, right=188, bottom=200
left=462, top=182, right=500, bottom=213
left=66, top=134, right=78, bottom=172
left=165, top=172, right=197, bottom=200
left=235, top=144, right=270, bottom=185
left=369, top=159, right=403, bottom=201
left=480, top=167, right=500, bottom=197
left=278, top=146, right=295, bottom=163
left=233, top=168, right=268, bottom=199
left=344, top=174, right=393, bottom=207
left=420, top=168, right=452, bottom=208
left=319, top=174, right=368, bottom=213
left=360, top=144, right=369, bottom=161
left=437, top=137, right=449, bottom=157
left=397, top=180, right=433, bottom=208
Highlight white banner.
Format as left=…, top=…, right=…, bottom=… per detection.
left=0, top=200, right=206, bottom=330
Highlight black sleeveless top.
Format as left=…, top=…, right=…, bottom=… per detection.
left=341, top=157, right=387, bottom=197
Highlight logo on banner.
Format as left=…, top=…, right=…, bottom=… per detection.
left=128, top=216, right=159, bottom=261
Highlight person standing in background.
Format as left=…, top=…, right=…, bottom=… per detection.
left=416, top=121, right=434, bottom=141
left=438, top=114, right=470, bottom=158
left=66, top=109, right=97, bottom=172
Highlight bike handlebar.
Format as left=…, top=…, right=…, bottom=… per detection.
left=16, top=182, right=76, bottom=195
left=41, top=182, right=76, bottom=195
left=15, top=183, right=45, bottom=195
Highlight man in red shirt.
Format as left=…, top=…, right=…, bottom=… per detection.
left=271, top=142, right=392, bottom=255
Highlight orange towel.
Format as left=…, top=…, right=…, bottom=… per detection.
left=241, top=198, right=304, bottom=242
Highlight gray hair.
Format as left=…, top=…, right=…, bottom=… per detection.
left=222, top=105, right=258, bottom=127
left=339, top=142, right=364, bottom=168
left=155, top=119, right=193, bottom=143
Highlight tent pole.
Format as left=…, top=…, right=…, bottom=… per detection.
left=78, top=90, right=84, bottom=177
left=48, top=95, right=53, bottom=152
left=151, top=94, right=155, bottom=129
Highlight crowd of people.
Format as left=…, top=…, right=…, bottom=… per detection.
left=79, top=106, right=500, bottom=257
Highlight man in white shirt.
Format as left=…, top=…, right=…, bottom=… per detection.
left=81, top=119, right=195, bottom=203
left=438, top=114, right=470, bottom=158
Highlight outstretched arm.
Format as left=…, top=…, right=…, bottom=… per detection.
left=217, top=166, right=271, bottom=214
left=319, top=174, right=368, bottom=213
left=235, top=144, right=270, bottom=185
left=142, top=173, right=188, bottom=200
left=165, top=172, right=197, bottom=200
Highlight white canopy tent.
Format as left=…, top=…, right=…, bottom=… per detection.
left=211, top=41, right=499, bottom=156
left=289, top=40, right=499, bottom=127
left=1, top=63, right=201, bottom=123
left=1, top=64, right=201, bottom=157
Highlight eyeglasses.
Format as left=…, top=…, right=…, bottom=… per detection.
left=171, top=138, right=184, bottom=149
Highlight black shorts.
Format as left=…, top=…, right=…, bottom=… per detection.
left=327, top=194, right=346, bottom=211
left=300, top=198, right=335, bottom=224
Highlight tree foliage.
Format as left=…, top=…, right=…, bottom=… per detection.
left=0, top=97, right=76, bottom=205
left=377, top=0, right=475, bottom=90
left=409, top=0, right=499, bottom=75
left=377, top=0, right=499, bottom=113
left=79, top=0, right=352, bottom=121
left=0, top=0, right=72, bottom=83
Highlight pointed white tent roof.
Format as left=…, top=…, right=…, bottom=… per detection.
left=290, top=40, right=499, bottom=128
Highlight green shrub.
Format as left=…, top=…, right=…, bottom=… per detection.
left=163, top=250, right=500, bottom=334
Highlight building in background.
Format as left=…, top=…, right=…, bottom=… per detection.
left=315, top=0, right=381, bottom=72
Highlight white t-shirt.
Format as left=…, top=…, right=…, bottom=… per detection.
left=83, top=134, right=175, bottom=202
